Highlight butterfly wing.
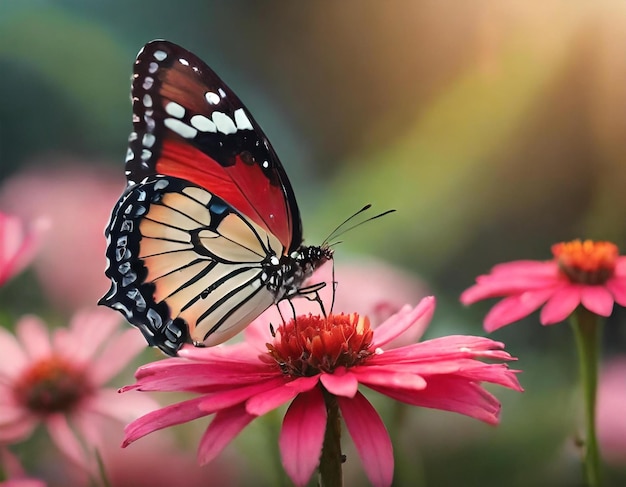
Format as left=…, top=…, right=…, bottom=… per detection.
left=125, top=39, right=302, bottom=252
left=100, top=40, right=304, bottom=355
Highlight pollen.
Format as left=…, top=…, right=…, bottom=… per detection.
left=552, top=239, right=618, bottom=285
left=12, top=355, right=93, bottom=415
left=266, top=313, right=374, bottom=377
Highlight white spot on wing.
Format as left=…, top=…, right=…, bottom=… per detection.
left=143, top=77, right=154, bottom=90
left=179, top=58, right=189, bottom=66
left=165, top=102, right=186, bottom=118
left=125, top=148, right=134, bottom=162
left=164, top=118, right=198, bottom=139
left=153, top=50, right=167, bottom=61
left=143, top=94, right=152, bottom=107
left=190, top=115, right=217, bottom=133
left=142, top=133, right=156, bottom=148
left=212, top=112, right=237, bottom=134
left=218, top=88, right=226, bottom=98
left=141, top=149, right=152, bottom=161
left=234, top=108, right=253, bottom=130
left=148, top=62, right=158, bottom=74
left=205, top=91, right=220, bottom=105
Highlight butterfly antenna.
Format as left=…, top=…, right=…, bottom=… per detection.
left=322, top=204, right=372, bottom=246
left=326, top=208, right=396, bottom=245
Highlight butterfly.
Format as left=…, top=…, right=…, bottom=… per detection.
left=99, top=40, right=333, bottom=356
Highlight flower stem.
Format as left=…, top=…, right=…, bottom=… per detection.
left=319, top=388, right=343, bottom=487
left=570, top=307, right=603, bottom=487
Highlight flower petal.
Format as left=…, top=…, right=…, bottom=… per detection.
left=351, top=368, right=427, bottom=391
left=199, top=377, right=288, bottom=414
left=580, top=285, right=614, bottom=317
left=123, top=396, right=208, bottom=446
left=46, top=413, right=90, bottom=468
left=320, top=368, right=359, bottom=397
left=338, top=392, right=393, bottom=487
left=15, top=315, right=51, bottom=361
left=606, top=276, right=626, bottom=307
left=279, top=387, right=326, bottom=487
left=370, top=376, right=504, bottom=424
left=483, top=288, right=555, bottom=331
left=246, top=376, right=319, bottom=416
left=540, top=285, right=582, bottom=324
left=197, top=404, right=255, bottom=464
left=372, top=297, right=435, bottom=349
left=0, top=327, right=27, bottom=378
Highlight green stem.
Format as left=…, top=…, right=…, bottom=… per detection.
left=319, top=388, right=343, bottom=487
left=570, top=307, right=603, bottom=487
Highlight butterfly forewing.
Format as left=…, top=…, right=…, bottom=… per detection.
left=126, top=40, right=302, bottom=251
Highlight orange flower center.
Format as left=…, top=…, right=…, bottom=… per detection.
left=266, top=313, right=374, bottom=376
left=552, top=239, right=618, bottom=285
left=12, top=355, right=93, bottom=415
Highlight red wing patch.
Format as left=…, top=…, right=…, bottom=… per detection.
left=158, top=139, right=293, bottom=249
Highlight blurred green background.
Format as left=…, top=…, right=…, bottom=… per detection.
left=1, top=1, right=626, bottom=486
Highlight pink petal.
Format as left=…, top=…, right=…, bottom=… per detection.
left=198, top=377, right=288, bottom=414
left=606, top=276, right=626, bottom=307
left=57, top=308, right=121, bottom=363
left=461, top=262, right=559, bottom=304
left=0, top=327, right=27, bottom=378
left=540, top=285, right=582, bottom=324
left=351, top=368, right=427, bottom=391
left=197, top=404, right=255, bottom=464
left=483, top=288, right=556, bottom=331
left=46, top=414, right=89, bottom=467
left=90, top=328, right=148, bottom=385
left=372, top=297, right=435, bottom=349
left=370, top=376, right=503, bottom=425
left=123, top=396, right=208, bottom=446
left=84, top=388, right=159, bottom=423
left=580, top=286, right=614, bottom=317
left=15, top=315, right=51, bottom=360
left=320, top=368, right=359, bottom=397
left=279, top=387, right=326, bottom=487
left=246, top=376, right=319, bottom=416
left=0, top=414, right=37, bottom=444
left=338, top=392, right=393, bottom=487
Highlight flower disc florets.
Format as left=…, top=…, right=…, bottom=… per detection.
left=552, top=239, right=618, bottom=285
left=266, top=313, right=374, bottom=377
left=12, top=355, right=92, bottom=415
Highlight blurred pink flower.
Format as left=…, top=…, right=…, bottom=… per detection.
left=0, top=162, right=124, bottom=310
left=461, top=240, right=626, bottom=331
left=122, top=296, right=521, bottom=487
left=0, top=212, right=47, bottom=288
left=100, top=428, right=236, bottom=487
left=597, top=357, right=626, bottom=466
left=0, top=308, right=156, bottom=469
left=0, top=447, right=46, bottom=487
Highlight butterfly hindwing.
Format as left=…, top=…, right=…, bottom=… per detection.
left=101, top=176, right=280, bottom=354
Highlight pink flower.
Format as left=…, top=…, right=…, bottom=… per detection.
left=0, top=163, right=123, bottom=310
left=0, top=212, right=47, bottom=287
left=0, top=448, right=46, bottom=487
left=122, top=296, right=521, bottom=487
left=461, top=239, right=626, bottom=331
left=597, top=357, right=626, bottom=466
left=0, top=308, right=156, bottom=469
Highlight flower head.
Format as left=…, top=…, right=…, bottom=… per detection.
left=0, top=309, right=155, bottom=468
left=122, top=297, right=521, bottom=487
left=461, top=239, right=626, bottom=331
left=0, top=212, right=47, bottom=288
